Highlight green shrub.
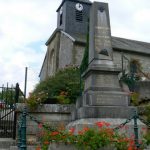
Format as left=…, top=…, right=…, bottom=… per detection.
left=27, top=67, right=82, bottom=109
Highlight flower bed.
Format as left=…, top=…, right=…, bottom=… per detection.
left=36, top=121, right=139, bottom=150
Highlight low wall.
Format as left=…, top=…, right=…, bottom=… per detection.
left=16, top=103, right=75, bottom=143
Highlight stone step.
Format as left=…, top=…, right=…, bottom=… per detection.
left=10, top=146, right=37, bottom=150
left=0, top=138, right=15, bottom=149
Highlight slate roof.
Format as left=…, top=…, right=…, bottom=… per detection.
left=71, top=33, right=150, bottom=55
left=112, top=36, right=150, bottom=54
left=45, top=29, right=150, bottom=55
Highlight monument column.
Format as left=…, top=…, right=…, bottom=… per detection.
left=81, top=2, right=129, bottom=107
left=89, top=2, right=113, bottom=64
left=67, top=2, right=141, bottom=136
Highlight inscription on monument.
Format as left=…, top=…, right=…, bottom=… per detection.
left=94, top=8, right=112, bottom=58
left=87, top=92, right=128, bottom=106
left=96, top=95, right=122, bottom=104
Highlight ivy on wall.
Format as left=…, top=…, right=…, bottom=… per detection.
left=79, top=20, right=89, bottom=74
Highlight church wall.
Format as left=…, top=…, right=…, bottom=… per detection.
left=73, top=43, right=85, bottom=66
left=40, top=32, right=60, bottom=81
left=113, top=50, right=150, bottom=73
left=40, top=53, right=48, bottom=81
left=58, top=33, right=74, bottom=69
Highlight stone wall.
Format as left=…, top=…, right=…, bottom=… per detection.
left=16, top=104, right=75, bottom=143
left=40, top=32, right=60, bottom=81
left=73, top=44, right=85, bottom=66
left=59, top=33, right=74, bottom=69
left=113, top=50, right=150, bottom=73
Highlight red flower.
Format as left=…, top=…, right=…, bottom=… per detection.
left=78, top=131, right=83, bottom=135
left=38, top=123, right=43, bottom=129
left=95, top=121, right=110, bottom=128
left=105, top=122, right=110, bottom=127
left=128, top=146, right=133, bottom=150
left=36, top=146, right=41, bottom=150
left=51, top=131, right=59, bottom=136
left=69, top=128, right=75, bottom=134
left=83, top=127, right=89, bottom=132
left=142, top=127, right=147, bottom=131
left=95, top=122, right=104, bottom=128
left=44, top=141, right=49, bottom=145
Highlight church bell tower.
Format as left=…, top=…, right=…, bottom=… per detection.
left=56, top=0, right=91, bottom=35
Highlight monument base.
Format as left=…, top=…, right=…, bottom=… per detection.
left=67, top=118, right=146, bottom=139
left=71, top=105, right=136, bottom=120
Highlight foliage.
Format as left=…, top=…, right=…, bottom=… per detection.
left=120, top=58, right=142, bottom=92
left=130, top=92, right=139, bottom=106
left=80, top=19, right=89, bottom=74
left=36, top=121, right=138, bottom=150
left=27, top=67, right=82, bottom=109
left=143, top=105, right=150, bottom=123
left=0, top=87, right=24, bottom=106
left=144, top=129, right=150, bottom=146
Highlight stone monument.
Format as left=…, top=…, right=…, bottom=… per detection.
left=67, top=2, right=144, bottom=134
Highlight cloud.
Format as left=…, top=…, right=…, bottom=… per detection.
left=0, top=0, right=60, bottom=94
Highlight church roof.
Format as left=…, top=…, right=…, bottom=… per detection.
left=45, top=29, right=150, bottom=55
left=112, top=36, right=150, bottom=55
left=71, top=33, right=150, bottom=55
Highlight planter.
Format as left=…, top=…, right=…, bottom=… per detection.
left=48, top=143, right=116, bottom=150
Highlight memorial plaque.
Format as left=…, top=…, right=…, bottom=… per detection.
left=87, top=92, right=129, bottom=106
left=89, top=2, right=113, bottom=62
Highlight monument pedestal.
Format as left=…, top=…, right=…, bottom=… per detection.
left=67, top=1, right=146, bottom=139
left=82, top=64, right=129, bottom=107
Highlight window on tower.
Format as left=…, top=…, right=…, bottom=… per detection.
left=60, top=7, right=63, bottom=26
left=60, top=13, right=63, bottom=25
left=75, top=10, right=83, bottom=22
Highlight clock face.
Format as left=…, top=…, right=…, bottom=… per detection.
left=75, top=3, right=83, bottom=11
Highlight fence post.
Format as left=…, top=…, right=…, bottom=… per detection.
left=15, top=83, right=20, bottom=103
left=17, top=119, right=22, bottom=148
left=133, top=110, right=140, bottom=149
left=13, top=83, right=20, bottom=139
left=20, top=107, right=27, bottom=150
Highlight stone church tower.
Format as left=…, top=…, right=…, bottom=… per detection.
left=39, top=0, right=150, bottom=81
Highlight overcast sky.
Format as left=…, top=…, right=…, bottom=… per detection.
left=0, top=0, right=150, bottom=95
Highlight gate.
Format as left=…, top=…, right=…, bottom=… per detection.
left=0, top=83, right=24, bottom=139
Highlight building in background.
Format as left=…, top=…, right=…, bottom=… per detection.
left=39, top=0, right=150, bottom=81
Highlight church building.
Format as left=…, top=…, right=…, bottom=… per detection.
left=39, top=0, right=150, bottom=81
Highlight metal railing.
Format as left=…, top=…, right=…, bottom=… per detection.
left=18, top=107, right=150, bottom=150
left=0, top=83, right=25, bottom=139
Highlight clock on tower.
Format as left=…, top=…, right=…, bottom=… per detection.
left=56, top=0, right=91, bottom=35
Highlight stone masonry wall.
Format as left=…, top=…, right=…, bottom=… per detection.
left=113, top=50, right=150, bottom=73
left=59, top=33, right=74, bottom=69
left=40, top=32, right=60, bottom=81
left=16, top=104, right=75, bottom=143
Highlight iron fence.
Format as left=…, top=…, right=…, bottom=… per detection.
left=17, top=107, right=150, bottom=150
left=0, top=83, right=24, bottom=139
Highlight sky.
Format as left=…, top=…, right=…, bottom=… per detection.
left=0, top=0, right=150, bottom=95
